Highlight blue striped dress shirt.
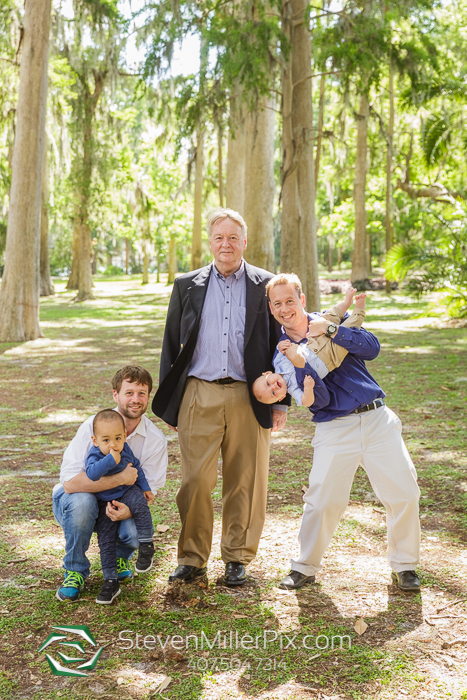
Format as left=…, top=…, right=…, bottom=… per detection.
left=189, top=262, right=247, bottom=381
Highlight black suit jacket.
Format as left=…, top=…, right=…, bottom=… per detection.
left=152, top=261, right=289, bottom=429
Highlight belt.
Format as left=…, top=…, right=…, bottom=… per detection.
left=350, top=398, right=385, bottom=415
left=212, top=377, right=237, bottom=385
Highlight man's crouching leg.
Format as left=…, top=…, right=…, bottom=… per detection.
left=52, top=487, right=98, bottom=602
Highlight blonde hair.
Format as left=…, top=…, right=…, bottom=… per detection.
left=206, top=208, right=247, bottom=238
left=266, top=273, right=303, bottom=299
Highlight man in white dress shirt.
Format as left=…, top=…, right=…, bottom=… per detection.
left=52, top=366, right=167, bottom=602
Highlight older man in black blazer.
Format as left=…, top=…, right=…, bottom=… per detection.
left=153, top=208, right=288, bottom=586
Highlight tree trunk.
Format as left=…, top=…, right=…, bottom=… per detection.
left=351, top=92, right=370, bottom=288
left=142, top=239, right=149, bottom=285
left=337, top=246, right=342, bottom=270
left=243, top=97, right=276, bottom=271
left=218, top=125, right=224, bottom=207
left=280, top=0, right=320, bottom=310
left=191, top=40, right=208, bottom=271
left=67, top=216, right=80, bottom=289
left=191, top=128, right=204, bottom=270
left=226, top=91, right=246, bottom=214
left=125, top=238, right=130, bottom=274
left=156, top=245, right=162, bottom=283
left=40, top=141, right=54, bottom=297
left=314, top=71, right=326, bottom=191
left=327, top=234, right=333, bottom=272
left=0, top=0, right=51, bottom=341
left=385, top=60, right=394, bottom=294
left=168, top=233, right=176, bottom=284
left=67, top=72, right=106, bottom=300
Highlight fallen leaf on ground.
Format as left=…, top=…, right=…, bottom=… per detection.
left=156, top=676, right=172, bottom=693
left=301, top=485, right=307, bottom=494
left=156, top=524, right=170, bottom=533
left=354, top=617, right=368, bottom=635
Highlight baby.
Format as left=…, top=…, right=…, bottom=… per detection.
left=253, top=287, right=366, bottom=408
left=85, top=409, right=155, bottom=604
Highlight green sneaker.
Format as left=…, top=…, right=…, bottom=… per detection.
left=56, top=570, right=84, bottom=602
left=117, top=558, right=133, bottom=582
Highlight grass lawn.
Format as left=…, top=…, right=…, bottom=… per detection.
left=0, top=275, right=466, bottom=700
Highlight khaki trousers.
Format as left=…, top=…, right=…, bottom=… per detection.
left=177, top=378, right=271, bottom=567
left=291, top=406, right=421, bottom=576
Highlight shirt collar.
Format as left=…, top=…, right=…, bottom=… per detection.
left=212, top=259, right=245, bottom=281
left=125, top=414, right=147, bottom=440
left=281, top=312, right=316, bottom=343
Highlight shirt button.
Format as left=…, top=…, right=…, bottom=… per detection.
left=350, top=390, right=353, bottom=393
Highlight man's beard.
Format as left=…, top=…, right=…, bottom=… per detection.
left=118, top=403, right=147, bottom=419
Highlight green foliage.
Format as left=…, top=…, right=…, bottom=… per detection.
left=386, top=207, right=467, bottom=316
left=421, top=113, right=451, bottom=167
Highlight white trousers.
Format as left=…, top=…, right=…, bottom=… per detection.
left=291, top=406, right=421, bottom=576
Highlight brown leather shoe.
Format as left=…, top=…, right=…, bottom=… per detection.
left=391, top=570, right=420, bottom=592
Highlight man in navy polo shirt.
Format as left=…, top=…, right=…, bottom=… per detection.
left=266, top=273, right=421, bottom=592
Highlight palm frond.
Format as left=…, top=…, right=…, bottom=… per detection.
left=420, top=115, right=451, bottom=168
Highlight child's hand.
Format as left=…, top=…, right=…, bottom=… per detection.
left=301, top=374, right=316, bottom=407
left=110, top=448, right=121, bottom=465
left=303, top=374, right=315, bottom=389
left=144, top=491, right=155, bottom=504
left=278, top=340, right=291, bottom=354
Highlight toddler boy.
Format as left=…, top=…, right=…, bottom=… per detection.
left=86, top=409, right=155, bottom=604
left=253, top=287, right=366, bottom=407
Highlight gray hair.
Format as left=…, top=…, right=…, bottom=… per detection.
left=206, top=208, right=248, bottom=238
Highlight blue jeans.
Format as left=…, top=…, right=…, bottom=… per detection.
left=52, top=486, right=139, bottom=579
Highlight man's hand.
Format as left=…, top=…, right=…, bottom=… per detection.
left=106, top=500, right=132, bottom=521
left=272, top=409, right=287, bottom=432
left=144, top=490, right=155, bottom=504
left=306, top=317, right=332, bottom=338
left=120, top=465, right=138, bottom=486
left=110, top=447, right=121, bottom=464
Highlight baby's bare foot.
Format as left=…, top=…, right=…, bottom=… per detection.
left=344, top=286, right=357, bottom=307
left=355, top=293, right=366, bottom=310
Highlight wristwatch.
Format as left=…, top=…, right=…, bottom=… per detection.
left=325, top=323, right=338, bottom=338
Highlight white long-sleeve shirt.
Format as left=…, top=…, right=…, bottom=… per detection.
left=53, top=413, right=168, bottom=496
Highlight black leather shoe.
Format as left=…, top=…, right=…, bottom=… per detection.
left=224, top=562, right=247, bottom=586
left=168, top=565, right=207, bottom=583
left=391, top=570, right=420, bottom=592
left=279, top=570, right=315, bottom=590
